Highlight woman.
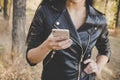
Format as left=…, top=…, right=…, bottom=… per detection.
left=26, top=0, right=111, bottom=80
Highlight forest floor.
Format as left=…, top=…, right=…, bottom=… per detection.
left=0, top=0, right=120, bottom=80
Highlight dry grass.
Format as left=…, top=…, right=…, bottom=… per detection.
left=0, top=53, right=42, bottom=80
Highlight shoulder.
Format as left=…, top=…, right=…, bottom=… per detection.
left=36, top=1, right=61, bottom=15
left=35, top=2, right=62, bottom=23
left=89, top=6, right=104, bottom=16
left=33, top=2, right=53, bottom=20
left=87, top=6, right=107, bottom=26
left=35, top=3, right=48, bottom=14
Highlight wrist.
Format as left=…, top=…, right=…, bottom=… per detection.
left=96, top=63, right=102, bottom=75
left=44, top=40, right=52, bottom=51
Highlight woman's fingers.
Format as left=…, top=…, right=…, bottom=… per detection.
left=84, top=63, right=97, bottom=74
left=51, top=39, right=73, bottom=50
left=47, top=34, right=73, bottom=50
left=84, top=59, right=94, bottom=64
left=84, top=59, right=99, bottom=74
left=48, top=35, right=66, bottom=42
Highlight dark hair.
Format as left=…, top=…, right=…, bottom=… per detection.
left=41, top=0, right=93, bottom=6
left=86, top=0, right=93, bottom=6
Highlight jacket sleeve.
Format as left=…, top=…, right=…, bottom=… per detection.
left=95, top=24, right=111, bottom=62
left=26, top=6, right=45, bottom=66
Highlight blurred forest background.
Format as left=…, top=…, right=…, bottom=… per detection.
left=0, top=0, right=120, bottom=80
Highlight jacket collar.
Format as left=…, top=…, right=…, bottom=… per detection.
left=50, top=1, right=106, bottom=26
left=50, top=0, right=91, bottom=13
left=49, top=0, right=104, bottom=17
left=86, top=6, right=106, bottom=26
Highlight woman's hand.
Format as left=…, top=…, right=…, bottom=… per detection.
left=46, top=34, right=73, bottom=50
left=83, top=59, right=101, bottom=76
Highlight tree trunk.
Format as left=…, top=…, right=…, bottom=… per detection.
left=104, top=0, right=109, bottom=14
left=4, top=0, right=8, bottom=19
left=116, top=0, right=120, bottom=28
left=12, top=0, right=26, bottom=54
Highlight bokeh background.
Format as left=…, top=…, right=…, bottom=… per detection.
left=0, top=0, right=120, bottom=80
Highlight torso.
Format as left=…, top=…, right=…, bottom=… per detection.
left=39, top=3, right=107, bottom=80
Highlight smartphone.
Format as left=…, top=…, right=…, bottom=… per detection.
left=52, top=29, right=70, bottom=39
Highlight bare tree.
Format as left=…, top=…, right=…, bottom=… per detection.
left=12, top=0, right=26, bottom=54
left=116, top=0, right=120, bottom=28
left=4, top=0, right=8, bottom=19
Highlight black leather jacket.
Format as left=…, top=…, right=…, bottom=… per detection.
left=26, top=1, right=111, bottom=80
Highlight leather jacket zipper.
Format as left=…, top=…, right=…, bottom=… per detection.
left=77, top=34, right=90, bottom=80
left=54, top=25, right=83, bottom=80
left=43, top=50, right=56, bottom=67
